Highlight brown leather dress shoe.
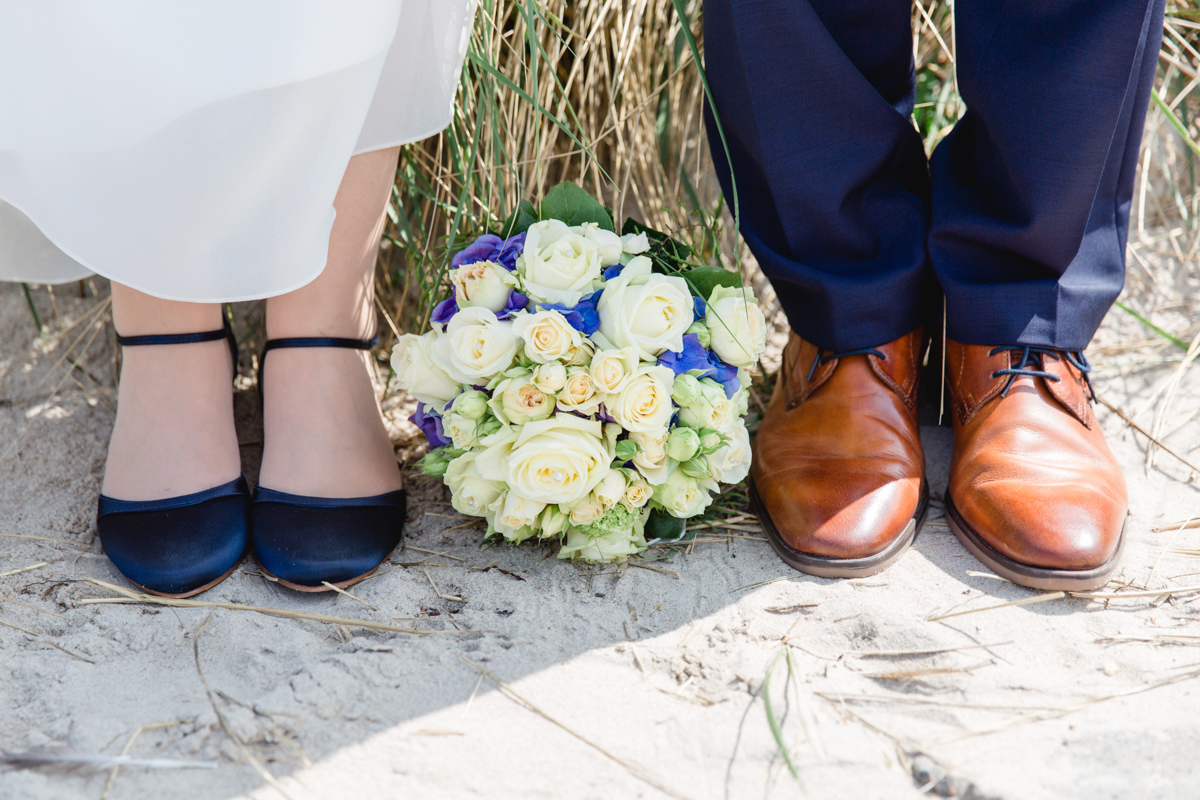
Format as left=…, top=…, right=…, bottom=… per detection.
left=944, top=342, right=1127, bottom=590
left=749, top=329, right=928, bottom=577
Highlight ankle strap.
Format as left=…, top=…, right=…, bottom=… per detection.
left=116, top=317, right=237, bottom=363
left=258, top=334, right=378, bottom=400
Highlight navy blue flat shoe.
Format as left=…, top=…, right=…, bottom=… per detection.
left=251, top=335, right=406, bottom=592
left=97, top=320, right=249, bottom=598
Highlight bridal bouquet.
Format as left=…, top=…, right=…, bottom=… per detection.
left=391, top=183, right=766, bottom=563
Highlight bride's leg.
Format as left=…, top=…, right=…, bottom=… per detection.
left=259, top=146, right=402, bottom=497
left=103, top=286, right=240, bottom=500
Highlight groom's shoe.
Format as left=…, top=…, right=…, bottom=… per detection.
left=749, top=329, right=927, bottom=577
left=944, top=342, right=1127, bottom=590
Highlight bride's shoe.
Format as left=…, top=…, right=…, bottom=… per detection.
left=251, top=335, right=406, bottom=591
left=97, top=322, right=249, bottom=598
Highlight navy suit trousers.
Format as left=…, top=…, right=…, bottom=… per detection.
left=703, top=0, right=1166, bottom=351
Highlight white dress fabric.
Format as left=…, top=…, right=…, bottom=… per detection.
left=0, top=0, right=476, bottom=302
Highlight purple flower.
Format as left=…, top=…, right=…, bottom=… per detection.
left=658, top=334, right=741, bottom=398
left=430, top=295, right=458, bottom=326
left=496, top=290, right=530, bottom=320
left=411, top=403, right=452, bottom=449
left=451, top=232, right=526, bottom=272
left=537, top=291, right=601, bottom=335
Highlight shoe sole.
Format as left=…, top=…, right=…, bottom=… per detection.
left=943, top=491, right=1124, bottom=591
left=130, top=560, right=242, bottom=599
left=255, top=560, right=380, bottom=593
left=748, top=478, right=928, bottom=578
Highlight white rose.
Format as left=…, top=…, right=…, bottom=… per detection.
left=532, top=361, right=568, bottom=393
left=390, top=332, right=460, bottom=408
left=609, top=364, right=675, bottom=432
left=621, top=474, right=652, bottom=509
left=517, top=219, right=604, bottom=306
left=562, top=337, right=596, bottom=367
left=621, top=232, right=650, bottom=254
left=705, top=286, right=767, bottom=368
left=494, top=416, right=613, bottom=506
left=568, top=495, right=606, bottom=526
left=512, top=309, right=582, bottom=363
left=558, top=526, right=644, bottom=563
left=597, top=256, right=694, bottom=360
left=433, top=307, right=518, bottom=384
left=629, top=427, right=671, bottom=485
left=678, top=378, right=737, bottom=433
left=579, top=222, right=624, bottom=266
left=557, top=367, right=602, bottom=415
left=589, top=346, right=640, bottom=395
left=709, top=422, right=752, bottom=484
left=493, top=492, right=546, bottom=536
left=593, top=470, right=628, bottom=510
left=445, top=451, right=504, bottom=518
left=654, top=467, right=717, bottom=518
left=451, top=260, right=518, bottom=313
left=490, top=375, right=555, bottom=425
left=442, top=411, right=479, bottom=450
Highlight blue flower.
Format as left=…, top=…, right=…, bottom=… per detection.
left=603, top=263, right=624, bottom=281
left=657, top=334, right=741, bottom=398
left=430, top=295, right=458, bottom=326
left=411, top=403, right=452, bottom=449
left=693, top=295, right=707, bottom=318
left=451, top=232, right=525, bottom=272
left=496, top=290, right=530, bottom=320
left=537, top=290, right=601, bottom=335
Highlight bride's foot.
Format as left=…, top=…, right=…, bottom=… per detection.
left=103, top=313, right=240, bottom=502
left=257, top=334, right=401, bottom=498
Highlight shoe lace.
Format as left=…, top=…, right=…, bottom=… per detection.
left=988, top=345, right=1095, bottom=400
left=806, top=346, right=887, bottom=382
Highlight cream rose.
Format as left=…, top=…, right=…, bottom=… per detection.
left=678, top=378, right=737, bottom=433
left=597, top=256, right=694, bottom=360
left=557, top=367, right=602, bottom=415
left=445, top=452, right=504, bottom=518
left=629, top=427, right=671, bottom=485
left=493, top=492, right=546, bottom=537
left=390, top=332, right=460, bottom=408
left=592, top=470, right=628, bottom=510
left=709, top=422, right=752, bottom=484
left=512, top=309, right=582, bottom=363
left=558, top=526, right=643, bottom=563
left=706, top=286, right=767, bottom=368
left=517, top=219, right=605, bottom=306
left=451, top=260, right=518, bottom=313
left=621, top=474, right=652, bottom=509
left=532, top=361, right=568, bottom=393
left=441, top=411, right=479, bottom=450
left=568, top=495, right=606, bottom=526
left=433, top=307, right=518, bottom=384
left=608, top=364, right=675, bottom=432
left=579, top=222, right=624, bottom=266
left=562, top=337, right=596, bottom=367
left=491, top=375, right=554, bottom=425
left=621, top=232, right=650, bottom=255
left=497, top=416, right=613, bottom=506
left=654, top=466, right=717, bottom=518
left=589, top=346, right=640, bottom=396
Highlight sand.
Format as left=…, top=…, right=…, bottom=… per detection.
left=1, top=244, right=1199, bottom=800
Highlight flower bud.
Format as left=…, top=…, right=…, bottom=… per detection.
left=452, top=389, right=489, bottom=420
left=532, top=361, right=568, bottom=394
left=419, top=447, right=456, bottom=477
left=698, top=428, right=725, bottom=453
left=672, top=373, right=702, bottom=407
left=614, top=439, right=642, bottom=463
left=666, top=427, right=701, bottom=462
left=680, top=455, right=712, bottom=480
left=685, top=320, right=712, bottom=349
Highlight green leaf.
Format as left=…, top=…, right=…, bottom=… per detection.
left=497, top=200, right=538, bottom=238
left=643, top=508, right=689, bottom=543
left=539, top=182, right=614, bottom=231
left=622, top=217, right=692, bottom=272
left=680, top=264, right=742, bottom=300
